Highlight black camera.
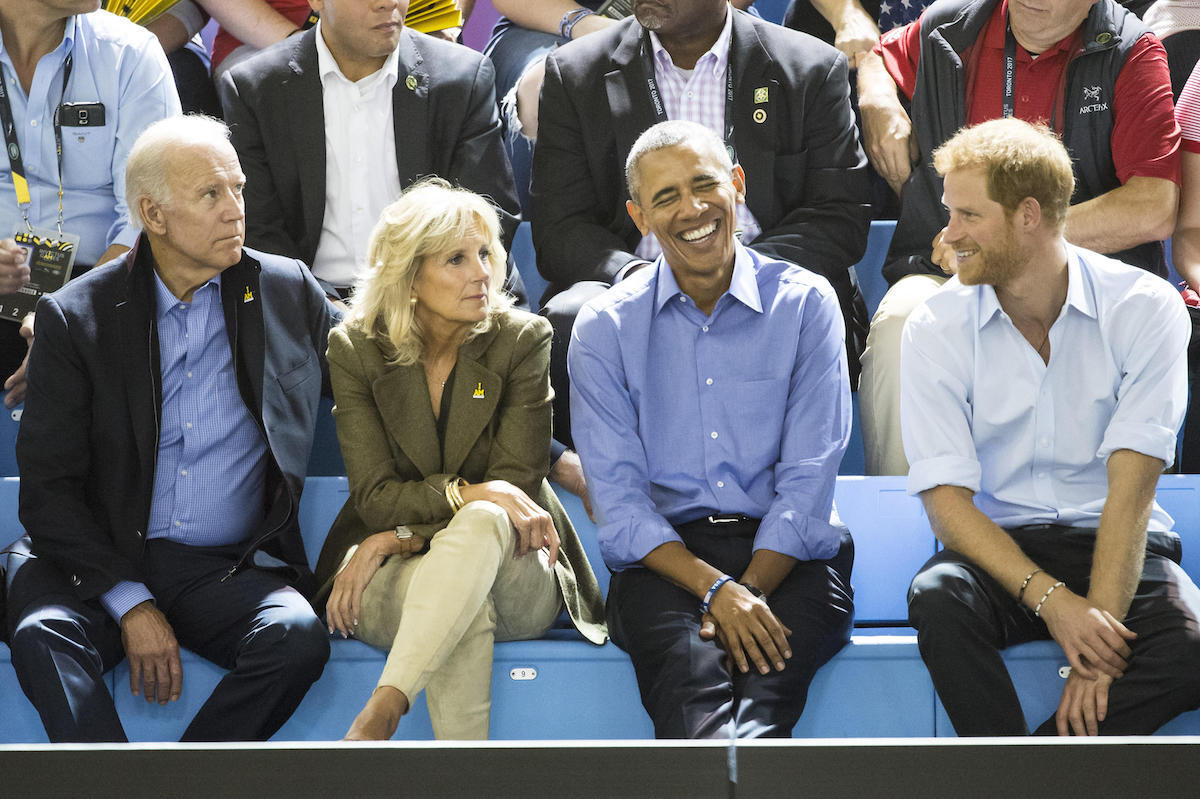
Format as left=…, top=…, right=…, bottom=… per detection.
left=56, top=102, right=105, bottom=127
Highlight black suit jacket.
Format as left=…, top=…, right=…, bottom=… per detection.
left=531, top=11, right=870, bottom=334
left=218, top=28, right=521, bottom=269
left=16, top=238, right=339, bottom=602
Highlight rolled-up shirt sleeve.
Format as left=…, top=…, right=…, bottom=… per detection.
left=754, top=281, right=850, bottom=561
left=901, top=302, right=983, bottom=496
left=569, top=303, right=680, bottom=571
left=1097, top=282, right=1190, bottom=466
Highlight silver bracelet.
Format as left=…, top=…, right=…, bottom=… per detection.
left=559, top=7, right=594, bottom=39
left=1034, top=580, right=1065, bottom=618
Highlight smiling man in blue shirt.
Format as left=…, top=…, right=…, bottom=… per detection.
left=569, top=120, right=855, bottom=739
left=903, top=118, right=1200, bottom=737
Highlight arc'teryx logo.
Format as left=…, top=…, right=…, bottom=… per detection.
left=1080, top=86, right=1108, bottom=114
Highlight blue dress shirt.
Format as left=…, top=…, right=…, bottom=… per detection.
left=901, top=245, right=1190, bottom=532
left=101, top=272, right=268, bottom=620
left=569, top=244, right=851, bottom=571
left=0, top=11, right=180, bottom=265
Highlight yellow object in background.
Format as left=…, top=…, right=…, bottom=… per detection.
left=105, top=0, right=463, bottom=34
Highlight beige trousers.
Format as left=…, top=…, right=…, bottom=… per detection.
left=858, top=273, right=948, bottom=476
left=352, top=500, right=562, bottom=739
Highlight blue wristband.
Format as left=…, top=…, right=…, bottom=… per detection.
left=700, top=575, right=734, bottom=614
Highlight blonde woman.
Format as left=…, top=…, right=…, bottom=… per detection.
left=313, top=179, right=606, bottom=741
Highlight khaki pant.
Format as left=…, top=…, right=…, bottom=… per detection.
left=858, top=273, right=947, bottom=476
left=352, top=500, right=562, bottom=739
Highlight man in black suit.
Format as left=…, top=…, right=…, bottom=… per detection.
left=217, top=0, right=521, bottom=300
left=5, top=115, right=335, bottom=743
left=531, top=0, right=871, bottom=445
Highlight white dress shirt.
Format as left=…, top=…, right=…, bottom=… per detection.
left=900, top=245, right=1190, bottom=533
left=312, top=22, right=402, bottom=288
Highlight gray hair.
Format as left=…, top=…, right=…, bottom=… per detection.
left=125, top=114, right=233, bottom=229
left=624, top=120, right=733, bottom=204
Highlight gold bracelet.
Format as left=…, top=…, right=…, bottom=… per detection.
left=1034, top=581, right=1065, bottom=618
left=1017, top=568, right=1044, bottom=605
left=445, top=478, right=465, bottom=512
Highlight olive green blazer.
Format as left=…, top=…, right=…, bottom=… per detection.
left=313, top=308, right=606, bottom=644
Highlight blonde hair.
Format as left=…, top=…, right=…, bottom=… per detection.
left=933, top=118, right=1075, bottom=230
left=341, top=178, right=512, bottom=365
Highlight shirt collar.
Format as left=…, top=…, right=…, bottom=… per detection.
left=975, top=246, right=1093, bottom=330
left=154, top=269, right=221, bottom=323
left=983, top=0, right=1081, bottom=60
left=653, top=242, right=762, bottom=315
left=649, top=7, right=733, bottom=76
left=315, top=20, right=401, bottom=90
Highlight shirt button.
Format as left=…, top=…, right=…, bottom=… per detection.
left=1037, top=472, right=1047, bottom=480
left=174, top=520, right=181, bottom=527
left=716, top=481, right=725, bottom=488
left=1039, top=438, right=1049, bottom=448
left=187, top=371, right=193, bottom=378
left=705, top=378, right=713, bottom=385
left=701, top=325, right=709, bottom=332
left=679, top=296, right=686, bottom=303
left=710, top=431, right=718, bottom=439
left=180, top=469, right=187, bottom=476
left=29, top=119, right=37, bottom=127
left=186, top=422, right=193, bottom=429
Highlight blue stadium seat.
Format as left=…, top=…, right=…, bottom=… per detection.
left=0, top=400, right=18, bottom=477
left=853, top=220, right=896, bottom=319
left=511, top=222, right=549, bottom=311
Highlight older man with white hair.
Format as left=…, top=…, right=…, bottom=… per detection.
left=4, top=115, right=335, bottom=743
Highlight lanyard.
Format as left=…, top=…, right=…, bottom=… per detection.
left=0, top=53, right=72, bottom=234
left=641, top=29, right=737, bottom=163
left=1003, top=14, right=1062, bottom=132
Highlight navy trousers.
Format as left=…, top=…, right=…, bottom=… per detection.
left=607, top=518, right=854, bottom=739
left=5, top=536, right=329, bottom=743
left=909, top=525, right=1200, bottom=736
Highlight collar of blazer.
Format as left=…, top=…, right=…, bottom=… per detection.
left=115, top=235, right=267, bottom=474
left=369, top=322, right=503, bottom=480
left=285, top=27, right=431, bottom=264
left=606, top=11, right=779, bottom=221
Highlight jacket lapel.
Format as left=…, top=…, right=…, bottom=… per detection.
left=287, top=32, right=328, bottom=252
left=372, top=362, right=442, bottom=478
left=393, top=30, right=429, bottom=185
left=220, top=254, right=265, bottom=421
left=116, top=239, right=161, bottom=478
left=441, top=342, right=501, bottom=478
left=607, top=25, right=659, bottom=172
left=729, top=14, right=778, bottom=224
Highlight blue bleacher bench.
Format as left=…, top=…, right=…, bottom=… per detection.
left=1, top=474, right=1198, bottom=742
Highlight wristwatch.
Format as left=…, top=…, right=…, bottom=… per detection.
left=394, top=525, right=413, bottom=542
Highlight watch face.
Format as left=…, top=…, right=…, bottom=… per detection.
left=394, top=526, right=413, bottom=539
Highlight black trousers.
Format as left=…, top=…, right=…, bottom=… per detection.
left=607, top=518, right=854, bottom=739
left=908, top=525, right=1200, bottom=736
left=5, top=535, right=329, bottom=743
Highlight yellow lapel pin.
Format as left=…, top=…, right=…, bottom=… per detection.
left=472, top=381, right=485, bottom=399
left=243, top=286, right=254, bottom=302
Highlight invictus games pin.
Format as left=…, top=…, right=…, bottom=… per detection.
left=1095, top=32, right=1113, bottom=44
left=754, top=87, right=768, bottom=104
left=752, top=108, right=767, bottom=124
left=405, top=74, right=418, bottom=91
